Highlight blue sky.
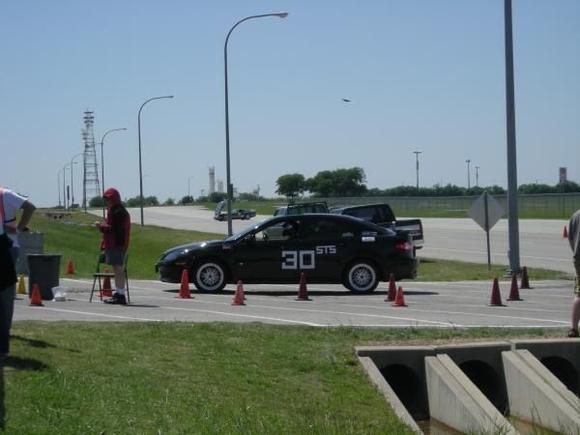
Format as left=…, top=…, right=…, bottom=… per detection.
left=1, top=0, right=578, bottom=207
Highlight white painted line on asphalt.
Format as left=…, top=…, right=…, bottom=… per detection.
left=163, top=306, right=326, bottom=327
left=175, top=299, right=459, bottom=327
left=426, top=247, right=569, bottom=263
left=32, top=307, right=161, bottom=322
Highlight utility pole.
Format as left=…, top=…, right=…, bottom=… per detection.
left=413, top=151, right=422, bottom=189
left=466, top=159, right=471, bottom=189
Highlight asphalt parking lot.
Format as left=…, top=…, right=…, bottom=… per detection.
left=14, top=277, right=573, bottom=329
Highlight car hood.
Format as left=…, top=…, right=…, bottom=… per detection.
left=160, top=239, right=224, bottom=258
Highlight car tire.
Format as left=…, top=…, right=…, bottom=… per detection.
left=193, top=261, right=227, bottom=293
left=343, top=261, right=379, bottom=293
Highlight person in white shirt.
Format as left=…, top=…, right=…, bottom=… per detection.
left=0, top=186, right=36, bottom=357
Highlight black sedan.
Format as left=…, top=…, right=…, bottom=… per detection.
left=155, top=214, right=417, bottom=293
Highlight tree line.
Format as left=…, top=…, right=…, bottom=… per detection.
left=275, top=167, right=580, bottom=199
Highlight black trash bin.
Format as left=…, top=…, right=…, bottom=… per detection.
left=27, top=254, right=61, bottom=300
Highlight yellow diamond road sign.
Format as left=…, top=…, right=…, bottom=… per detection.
left=468, top=192, right=504, bottom=232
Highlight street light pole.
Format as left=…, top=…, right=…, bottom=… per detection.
left=466, top=159, right=471, bottom=189
left=62, top=163, right=69, bottom=210
left=70, top=152, right=84, bottom=208
left=413, top=151, right=422, bottom=189
left=504, top=0, right=521, bottom=273
left=224, top=12, right=288, bottom=236
left=100, top=128, right=127, bottom=217
left=57, top=170, right=62, bottom=207
left=475, top=166, right=480, bottom=187
left=188, top=176, right=195, bottom=197
left=138, top=96, right=174, bottom=226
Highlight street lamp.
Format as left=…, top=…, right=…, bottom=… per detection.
left=413, top=151, right=422, bottom=189
left=475, top=166, right=480, bottom=187
left=224, top=12, right=289, bottom=236
left=57, top=170, right=62, bottom=207
left=62, top=163, right=70, bottom=210
left=70, top=152, right=84, bottom=209
left=188, top=176, right=195, bottom=198
left=466, top=159, right=471, bottom=189
left=138, top=95, right=174, bottom=226
left=100, top=128, right=127, bottom=217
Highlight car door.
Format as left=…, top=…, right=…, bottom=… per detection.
left=231, top=219, right=302, bottom=283
left=292, top=218, right=352, bottom=281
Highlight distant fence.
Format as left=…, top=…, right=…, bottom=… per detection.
left=320, top=193, right=580, bottom=219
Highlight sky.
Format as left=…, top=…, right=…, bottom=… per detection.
left=1, top=0, right=579, bottom=207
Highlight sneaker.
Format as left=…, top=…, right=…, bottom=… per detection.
left=103, top=293, right=127, bottom=305
left=567, top=328, right=579, bottom=338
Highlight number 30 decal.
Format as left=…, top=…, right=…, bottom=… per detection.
left=282, top=250, right=315, bottom=270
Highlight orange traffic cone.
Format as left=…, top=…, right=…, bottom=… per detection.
left=102, top=275, right=113, bottom=297
left=232, top=280, right=246, bottom=306
left=178, top=269, right=192, bottom=299
left=507, top=274, right=523, bottom=301
left=66, top=259, right=75, bottom=275
left=296, top=272, right=311, bottom=301
left=489, top=278, right=505, bottom=306
left=391, top=286, right=407, bottom=307
left=563, top=226, right=568, bottom=238
left=30, top=283, right=44, bottom=306
left=520, top=266, right=531, bottom=289
left=385, top=273, right=397, bottom=302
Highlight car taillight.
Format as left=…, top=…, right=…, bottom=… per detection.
left=395, top=241, right=412, bottom=252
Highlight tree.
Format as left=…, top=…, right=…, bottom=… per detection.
left=306, top=167, right=367, bottom=197
left=180, top=195, right=194, bottom=205
left=163, top=198, right=175, bottom=206
left=89, top=196, right=104, bottom=207
left=276, top=173, right=306, bottom=201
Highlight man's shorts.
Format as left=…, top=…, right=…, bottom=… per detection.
left=574, top=262, right=580, bottom=295
left=104, top=249, right=126, bottom=267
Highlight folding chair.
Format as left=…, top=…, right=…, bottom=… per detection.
left=90, top=252, right=130, bottom=304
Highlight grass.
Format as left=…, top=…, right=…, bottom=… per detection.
left=2, top=323, right=566, bottom=434
left=28, top=210, right=571, bottom=281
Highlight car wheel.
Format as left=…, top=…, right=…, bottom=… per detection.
left=193, top=261, right=227, bottom=293
left=343, top=261, right=378, bottom=293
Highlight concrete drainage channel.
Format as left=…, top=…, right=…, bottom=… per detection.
left=357, top=339, right=580, bottom=434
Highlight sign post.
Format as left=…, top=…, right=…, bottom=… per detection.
left=467, top=191, right=504, bottom=270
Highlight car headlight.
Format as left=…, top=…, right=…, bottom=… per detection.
left=162, top=248, right=189, bottom=263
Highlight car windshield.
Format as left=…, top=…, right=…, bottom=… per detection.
left=223, top=218, right=273, bottom=243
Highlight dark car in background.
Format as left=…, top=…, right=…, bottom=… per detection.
left=213, top=200, right=256, bottom=221
left=156, top=214, right=417, bottom=293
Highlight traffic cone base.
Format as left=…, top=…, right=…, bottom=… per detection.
left=391, top=286, right=407, bottom=307
left=296, top=272, right=311, bottom=301
left=232, top=280, right=246, bottom=305
left=177, top=269, right=192, bottom=299
left=30, top=284, right=44, bottom=306
left=489, top=278, right=505, bottom=307
left=520, top=266, right=532, bottom=289
left=385, top=273, right=397, bottom=302
left=507, top=274, right=523, bottom=301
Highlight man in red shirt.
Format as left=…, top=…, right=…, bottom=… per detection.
left=96, top=188, right=130, bottom=305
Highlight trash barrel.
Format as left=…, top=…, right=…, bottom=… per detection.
left=16, top=232, right=44, bottom=274
left=27, top=254, right=61, bottom=300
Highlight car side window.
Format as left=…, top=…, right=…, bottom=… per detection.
left=259, top=220, right=299, bottom=241
left=298, top=219, right=346, bottom=241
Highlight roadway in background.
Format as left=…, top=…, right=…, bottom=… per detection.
left=121, top=206, right=574, bottom=274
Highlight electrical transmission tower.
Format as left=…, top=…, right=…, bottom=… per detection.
left=82, top=110, right=100, bottom=210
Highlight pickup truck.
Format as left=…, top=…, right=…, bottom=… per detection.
left=213, top=200, right=256, bottom=221
left=273, top=201, right=329, bottom=216
left=330, top=203, right=424, bottom=249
